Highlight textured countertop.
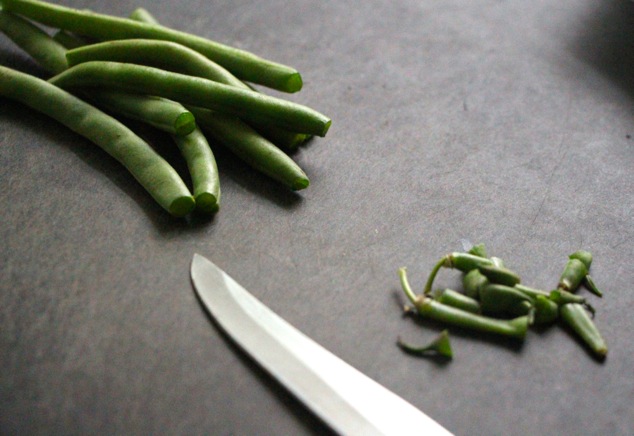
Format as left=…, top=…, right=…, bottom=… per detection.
left=1, top=1, right=633, bottom=434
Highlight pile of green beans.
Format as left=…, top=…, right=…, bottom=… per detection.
left=398, top=245, right=607, bottom=360
left=0, top=1, right=330, bottom=216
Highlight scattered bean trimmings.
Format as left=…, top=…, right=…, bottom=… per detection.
left=398, top=245, right=607, bottom=360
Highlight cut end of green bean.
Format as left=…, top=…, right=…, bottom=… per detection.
left=174, top=112, right=196, bottom=136
left=195, top=192, right=219, bottom=214
left=168, top=195, right=196, bottom=217
left=285, top=72, right=303, bottom=93
left=291, top=176, right=310, bottom=191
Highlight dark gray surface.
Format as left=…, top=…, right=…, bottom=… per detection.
left=1, top=0, right=633, bottom=434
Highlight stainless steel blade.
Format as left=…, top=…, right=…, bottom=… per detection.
left=191, top=253, right=452, bottom=436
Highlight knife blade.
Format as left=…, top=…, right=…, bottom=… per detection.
left=190, top=253, right=452, bottom=436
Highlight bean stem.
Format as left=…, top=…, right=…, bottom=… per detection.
left=0, top=65, right=195, bottom=216
left=2, top=0, right=303, bottom=92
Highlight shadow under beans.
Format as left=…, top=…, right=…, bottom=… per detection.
left=568, top=1, right=634, bottom=104
left=192, top=287, right=337, bottom=436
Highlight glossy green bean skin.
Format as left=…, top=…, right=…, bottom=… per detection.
left=172, top=127, right=220, bottom=213
left=49, top=61, right=331, bottom=137
left=558, top=258, right=587, bottom=293
left=569, top=250, right=592, bottom=269
left=2, top=0, right=303, bottom=92
left=514, top=284, right=550, bottom=300
left=189, top=107, right=309, bottom=190
left=433, top=289, right=481, bottom=314
left=0, top=10, right=68, bottom=73
left=0, top=65, right=195, bottom=216
left=560, top=303, right=607, bottom=358
left=478, top=264, right=521, bottom=287
left=66, top=39, right=248, bottom=89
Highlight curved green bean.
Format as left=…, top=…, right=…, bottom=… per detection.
left=0, top=10, right=68, bottom=73
left=2, top=0, right=303, bottom=92
left=172, top=127, right=220, bottom=213
left=423, top=252, right=494, bottom=295
left=189, top=106, right=309, bottom=190
left=462, top=269, right=488, bottom=299
left=66, top=39, right=248, bottom=89
left=479, top=284, right=533, bottom=317
left=560, top=303, right=607, bottom=359
left=49, top=61, right=331, bottom=137
left=0, top=65, right=195, bottom=216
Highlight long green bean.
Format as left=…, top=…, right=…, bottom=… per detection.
left=49, top=61, right=331, bottom=137
left=172, top=127, right=220, bottom=213
left=125, top=9, right=311, bottom=150
left=0, top=65, right=195, bottom=216
left=189, top=106, right=309, bottom=190
left=2, top=0, right=303, bottom=92
left=66, top=39, right=248, bottom=89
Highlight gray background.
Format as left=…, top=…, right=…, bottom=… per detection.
left=1, top=0, right=633, bottom=434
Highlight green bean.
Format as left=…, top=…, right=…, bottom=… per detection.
left=583, top=274, right=603, bottom=298
left=397, top=330, right=453, bottom=359
left=432, top=289, right=481, bottom=314
left=0, top=65, right=195, bottom=216
left=172, top=127, right=220, bottom=213
left=2, top=0, right=303, bottom=92
left=189, top=106, right=309, bottom=190
left=125, top=9, right=311, bottom=151
left=479, top=284, right=533, bottom=317
left=66, top=39, right=248, bottom=89
left=0, top=10, right=68, bottom=73
left=560, top=303, right=607, bottom=359
left=462, top=269, right=488, bottom=299
left=93, top=92, right=196, bottom=136
left=558, top=258, right=588, bottom=293
left=478, top=264, right=521, bottom=287
left=49, top=61, right=331, bottom=137
left=399, top=268, right=528, bottom=339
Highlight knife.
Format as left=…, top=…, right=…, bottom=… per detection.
left=190, top=253, right=453, bottom=436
